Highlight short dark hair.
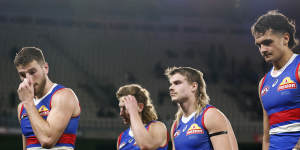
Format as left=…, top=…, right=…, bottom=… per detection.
left=14, top=47, right=46, bottom=66
left=251, top=10, right=298, bottom=49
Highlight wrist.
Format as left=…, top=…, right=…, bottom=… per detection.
left=128, top=109, right=139, bottom=116
left=23, top=101, right=35, bottom=108
left=129, top=111, right=142, bottom=121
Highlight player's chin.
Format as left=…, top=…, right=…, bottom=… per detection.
left=171, top=98, right=179, bottom=103
left=263, top=55, right=274, bottom=62
left=264, top=57, right=270, bottom=61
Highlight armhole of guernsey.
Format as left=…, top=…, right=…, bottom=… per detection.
left=146, top=121, right=156, bottom=131
left=117, top=132, right=124, bottom=148
left=259, top=74, right=267, bottom=94
left=19, top=104, right=24, bottom=119
left=201, top=106, right=215, bottom=131
left=295, top=63, right=300, bottom=83
left=172, top=121, right=178, bottom=137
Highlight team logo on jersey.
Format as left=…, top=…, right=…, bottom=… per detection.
left=38, top=105, right=49, bottom=116
left=261, top=86, right=269, bottom=96
left=186, top=123, right=203, bottom=135
left=277, top=77, right=297, bottom=91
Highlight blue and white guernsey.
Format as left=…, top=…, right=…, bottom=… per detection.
left=117, top=121, right=168, bottom=150
left=172, top=104, right=214, bottom=150
left=260, top=54, right=300, bottom=150
left=20, top=84, right=80, bottom=149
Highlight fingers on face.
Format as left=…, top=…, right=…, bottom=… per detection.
left=18, top=78, right=33, bottom=92
left=25, top=79, right=31, bottom=88
left=27, top=77, right=32, bottom=86
left=18, top=80, right=26, bottom=91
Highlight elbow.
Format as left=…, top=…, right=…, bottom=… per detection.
left=139, top=143, right=154, bottom=150
left=40, top=137, right=56, bottom=148
left=139, top=146, right=150, bottom=150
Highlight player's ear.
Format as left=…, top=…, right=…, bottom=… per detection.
left=138, top=103, right=144, bottom=113
left=191, top=82, right=198, bottom=93
left=283, top=32, right=290, bottom=46
left=42, top=62, right=49, bottom=74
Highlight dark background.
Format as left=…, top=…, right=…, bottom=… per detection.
left=0, top=0, right=300, bottom=149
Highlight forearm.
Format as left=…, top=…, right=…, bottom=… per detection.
left=24, top=103, right=58, bottom=147
left=129, top=112, right=155, bottom=149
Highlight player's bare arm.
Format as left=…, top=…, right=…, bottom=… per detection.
left=292, top=65, right=300, bottom=150
left=18, top=77, right=78, bottom=148
left=258, top=77, right=270, bottom=150
left=123, top=95, right=168, bottom=150
left=204, top=108, right=238, bottom=150
left=17, top=103, right=27, bottom=150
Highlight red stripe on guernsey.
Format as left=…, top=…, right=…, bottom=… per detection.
left=49, top=88, right=65, bottom=109
left=269, top=108, right=300, bottom=126
left=201, top=106, right=215, bottom=130
left=117, top=132, right=124, bottom=148
left=172, top=121, right=177, bottom=136
left=260, top=74, right=267, bottom=94
left=26, top=133, right=76, bottom=146
left=295, top=63, right=300, bottom=83
left=19, top=104, right=24, bottom=119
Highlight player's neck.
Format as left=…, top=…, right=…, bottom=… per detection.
left=273, top=50, right=293, bottom=70
left=180, top=97, right=197, bottom=117
left=36, top=78, right=54, bottom=99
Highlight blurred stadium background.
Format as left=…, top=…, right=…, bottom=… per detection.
left=0, top=0, right=300, bottom=149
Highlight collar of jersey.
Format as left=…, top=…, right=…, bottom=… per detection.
left=181, top=111, right=196, bottom=124
left=33, top=83, right=57, bottom=105
left=128, top=128, right=134, bottom=137
left=271, top=54, right=297, bottom=77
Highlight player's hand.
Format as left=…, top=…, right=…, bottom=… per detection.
left=17, top=77, right=34, bottom=104
left=123, top=95, right=140, bottom=115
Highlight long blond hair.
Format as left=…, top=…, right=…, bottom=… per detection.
left=165, top=67, right=210, bottom=122
left=116, top=84, right=158, bottom=124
